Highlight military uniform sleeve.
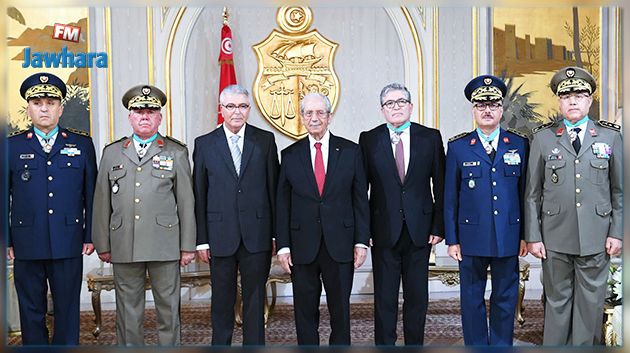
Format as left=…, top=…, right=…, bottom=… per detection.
left=92, top=149, right=113, bottom=253
left=524, top=134, right=544, bottom=243
left=174, top=146, right=196, bottom=252
left=608, top=131, right=623, bottom=239
left=430, top=131, right=446, bottom=236
left=83, top=137, right=98, bottom=244
left=443, top=141, right=460, bottom=245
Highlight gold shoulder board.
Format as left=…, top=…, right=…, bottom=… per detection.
left=448, top=132, right=469, bottom=142
left=67, top=127, right=90, bottom=137
left=507, top=128, right=528, bottom=139
left=532, top=122, right=554, bottom=134
left=166, top=135, right=187, bottom=147
left=8, top=129, right=27, bottom=137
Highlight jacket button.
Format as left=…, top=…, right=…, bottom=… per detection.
left=47, top=161, right=52, bottom=166
left=493, top=210, right=498, bottom=215
left=135, top=198, right=140, bottom=203
left=75, top=219, right=79, bottom=223
left=48, top=209, right=54, bottom=214
left=48, top=176, right=53, bottom=181
left=493, top=195, right=498, bottom=200
left=137, top=167, right=142, bottom=172
left=136, top=182, right=141, bottom=187
left=49, top=192, right=54, bottom=197
left=575, top=159, right=580, bottom=164
left=576, top=203, right=581, bottom=207
left=491, top=167, right=496, bottom=172
left=67, top=162, right=71, bottom=166
left=465, top=219, right=469, bottom=223
left=135, top=215, right=140, bottom=220
left=576, top=188, right=581, bottom=193
left=18, top=221, right=22, bottom=225
left=576, top=173, right=581, bottom=178
left=492, top=181, right=497, bottom=186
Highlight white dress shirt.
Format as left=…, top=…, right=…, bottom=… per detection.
left=477, top=129, right=500, bottom=153
left=132, top=138, right=153, bottom=155
left=35, top=130, right=58, bottom=149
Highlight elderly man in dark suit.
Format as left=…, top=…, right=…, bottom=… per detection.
left=193, top=84, right=279, bottom=345
left=359, top=83, right=445, bottom=345
left=276, top=92, right=370, bottom=345
left=8, top=72, right=97, bottom=345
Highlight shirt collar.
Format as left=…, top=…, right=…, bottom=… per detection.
left=308, top=129, right=330, bottom=148
left=223, top=123, right=246, bottom=139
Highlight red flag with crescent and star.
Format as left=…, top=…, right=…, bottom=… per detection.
left=217, top=22, right=237, bottom=126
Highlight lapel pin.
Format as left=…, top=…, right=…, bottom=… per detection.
left=470, top=138, right=476, bottom=145
left=26, top=132, right=33, bottom=139
left=503, top=136, right=510, bottom=144
left=589, top=128, right=597, bottom=137
left=556, top=127, right=564, bottom=136
left=61, top=131, right=68, bottom=138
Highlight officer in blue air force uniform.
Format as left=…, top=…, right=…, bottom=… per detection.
left=444, top=75, right=528, bottom=346
left=8, top=72, right=97, bottom=345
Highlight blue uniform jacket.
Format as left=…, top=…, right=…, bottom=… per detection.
left=444, top=128, right=528, bottom=257
left=8, top=127, right=97, bottom=260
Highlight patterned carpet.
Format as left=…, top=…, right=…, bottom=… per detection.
left=7, top=298, right=544, bottom=346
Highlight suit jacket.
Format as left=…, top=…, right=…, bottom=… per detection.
left=193, top=124, right=279, bottom=257
left=92, top=134, right=196, bottom=263
left=359, top=123, right=445, bottom=247
left=524, top=119, right=623, bottom=256
left=8, top=127, right=97, bottom=260
left=444, top=129, right=528, bottom=257
left=276, top=133, right=370, bottom=264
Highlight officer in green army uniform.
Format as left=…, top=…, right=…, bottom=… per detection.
left=92, top=85, right=196, bottom=345
left=524, top=66, right=623, bottom=345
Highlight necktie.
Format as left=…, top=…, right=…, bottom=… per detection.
left=229, top=135, right=242, bottom=176
left=314, top=142, right=325, bottom=196
left=571, top=128, right=582, bottom=153
left=394, top=132, right=405, bottom=182
left=137, top=143, right=148, bottom=159
left=487, top=140, right=496, bottom=162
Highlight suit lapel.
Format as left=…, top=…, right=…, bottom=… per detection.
left=26, top=128, right=47, bottom=159
left=377, top=126, right=403, bottom=186
left=556, top=125, right=576, bottom=157
left=405, top=124, right=419, bottom=184
left=122, top=137, right=141, bottom=165
left=469, top=132, right=492, bottom=165
left=577, top=120, right=596, bottom=158
left=239, top=125, right=256, bottom=179
left=493, top=129, right=509, bottom=166
left=322, top=134, right=341, bottom=197
left=299, top=138, right=320, bottom=198
left=214, top=128, right=239, bottom=180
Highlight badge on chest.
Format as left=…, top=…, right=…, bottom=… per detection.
left=152, top=155, right=174, bottom=171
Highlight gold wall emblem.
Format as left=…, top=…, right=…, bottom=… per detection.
left=253, top=6, right=340, bottom=139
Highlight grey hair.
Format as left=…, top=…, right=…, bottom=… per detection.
left=219, top=84, right=250, bottom=104
left=300, top=92, right=332, bottom=114
left=379, top=83, right=411, bottom=106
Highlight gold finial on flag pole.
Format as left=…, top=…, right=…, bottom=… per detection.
left=223, top=7, right=229, bottom=25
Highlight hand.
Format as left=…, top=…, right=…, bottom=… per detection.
left=518, top=240, right=528, bottom=257
left=447, top=244, right=462, bottom=261
left=272, top=239, right=277, bottom=256
left=180, top=251, right=196, bottom=266
left=277, top=253, right=293, bottom=274
left=7, top=247, right=14, bottom=260
left=428, top=235, right=444, bottom=245
left=98, top=252, right=112, bottom=263
left=354, top=247, right=367, bottom=269
left=606, top=237, right=622, bottom=256
left=82, top=243, right=95, bottom=256
left=527, top=242, right=547, bottom=260
left=197, top=249, right=210, bottom=263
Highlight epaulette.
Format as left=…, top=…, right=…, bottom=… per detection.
left=66, top=127, right=90, bottom=137
left=507, top=128, right=528, bottom=139
left=8, top=129, right=28, bottom=137
left=104, top=136, right=127, bottom=149
left=166, top=135, right=187, bottom=147
left=532, top=122, right=555, bottom=134
left=596, top=120, right=621, bottom=132
left=448, top=131, right=469, bottom=142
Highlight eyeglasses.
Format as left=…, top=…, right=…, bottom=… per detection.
left=222, top=103, right=250, bottom=112
left=381, top=98, right=410, bottom=110
left=473, top=102, right=503, bottom=111
left=559, top=93, right=590, bottom=101
left=303, top=110, right=329, bottom=118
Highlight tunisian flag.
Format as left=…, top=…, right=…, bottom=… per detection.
left=217, top=23, right=237, bottom=125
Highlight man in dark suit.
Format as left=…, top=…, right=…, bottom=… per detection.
left=359, top=83, right=445, bottom=345
left=444, top=75, right=528, bottom=345
left=193, top=84, right=279, bottom=345
left=276, top=93, right=370, bottom=345
left=8, top=72, right=97, bottom=345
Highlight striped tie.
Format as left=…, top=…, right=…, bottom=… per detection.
left=229, top=135, right=242, bottom=176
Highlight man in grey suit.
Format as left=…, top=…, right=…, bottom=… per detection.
left=524, top=66, right=623, bottom=345
left=92, top=85, right=196, bottom=345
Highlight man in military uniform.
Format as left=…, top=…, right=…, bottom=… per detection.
left=444, top=75, right=528, bottom=345
left=92, top=85, right=196, bottom=345
left=525, top=66, right=623, bottom=345
left=8, top=72, right=97, bottom=345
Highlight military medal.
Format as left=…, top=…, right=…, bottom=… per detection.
left=484, top=144, right=493, bottom=154
left=468, top=179, right=475, bottom=189
left=551, top=172, right=559, bottom=183
left=391, top=133, right=401, bottom=145
left=43, top=143, right=52, bottom=153
left=112, top=181, right=119, bottom=194
left=21, top=169, right=31, bottom=181
left=568, top=129, right=578, bottom=143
